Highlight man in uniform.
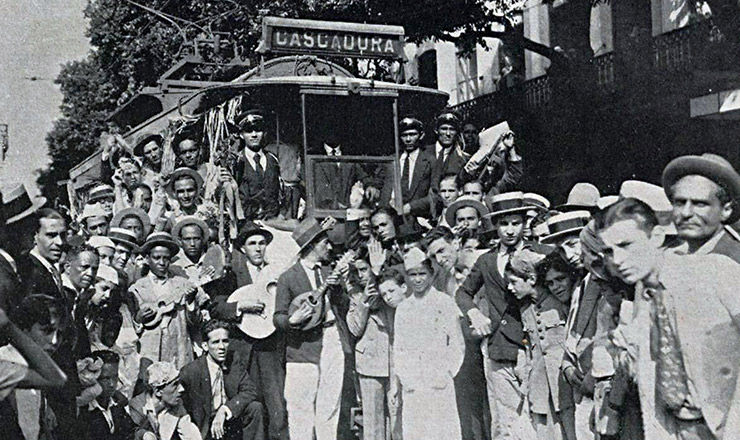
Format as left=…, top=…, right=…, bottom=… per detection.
left=428, top=109, right=469, bottom=190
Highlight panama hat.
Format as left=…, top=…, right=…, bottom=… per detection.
left=662, top=153, right=740, bottom=223
left=166, top=167, right=204, bottom=199
left=540, top=211, right=591, bottom=244
left=446, top=195, right=489, bottom=227
left=3, top=184, right=46, bottom=224
left=523, top=193, right=551, bottom=213
left=80, top=203, right=108, bottom=221
left=87, top=236, right=116, bottom=251
left=140, top=231, right=180, bottom=255
left=556, top=183, right=600, bottom=212
left=107, top=227, right=140, bottom=251
left=96, top=264, right=120, bottom=286
left=111, top=208, right=151, bottom=238
left=172, top=216, right=210, bottom=240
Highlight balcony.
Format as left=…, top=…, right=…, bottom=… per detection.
left=594, top=52, right=615, bottom=92
left=524, top=75, right=552, bottom=109
left=653, top=25, right=693, bottom=72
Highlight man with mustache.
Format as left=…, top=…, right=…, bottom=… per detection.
left=662, top=153, right=740, bottom=262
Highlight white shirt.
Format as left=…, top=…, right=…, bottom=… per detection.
left=435, top=141, right=450, bottom=162
left=496, top=241, right=524, bottom=278
left=399, top=148, right=420, bottom=189
left=243, top=147, right=266, bottom=172
left=206, top=355, right=228, bottom=411
left=89, top=397, right=117, bottom=433
left=298, top=258, right=335, bottom=322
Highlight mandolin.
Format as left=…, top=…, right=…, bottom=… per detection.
left=287, top=250, right=356, bottom=331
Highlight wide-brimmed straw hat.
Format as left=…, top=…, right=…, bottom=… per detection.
left=111, top=207, right=151, bottom=239
left=172, top=216, right=210, bottom=240
left=662, top=153, right=740, bottom=223
left=446, top=196, right=489, bottom=227
left=107, top=227, right=140, bottom=251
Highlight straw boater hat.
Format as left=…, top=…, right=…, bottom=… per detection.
left=446, top=195, right=490, bottom=227
left=540, top=211, right=592, bottom=244
left=523, top=193, right=551, bottom=214
left=96, top=264, right=119, bottom=286
left=292, top=218, right=329, bottom=252
left=234, top=220, right=274, bottom=248
left=108, top=227, right=140, bottom=251
left=111, top=207, right=151, bottom=238
left=484, top=192, right=531, bottom=219
left=87, top=236, right=116, bottom=251
left=556, top=183, right=601, bottom=212
left=140, top=231, right=180, bottom=255
left=166, top=167, right=204, bottom=199
left=2, top=184, right=46, bottom=224
left=88, top=183, right=115, bottom=203
left=662, top=153, right=740, bottom=223
left=172, top=216, right=210, bottom=240
left=597, top=195, right=619, bottom=211
left=133, top=133, right=163, bottom=158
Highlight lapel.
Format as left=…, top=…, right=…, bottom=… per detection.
left=291, top=261, right=313, bottom=295
left=709, top=231, right=740, bottom=264
left=0, top=256, right=19, bottom=284
left=573, top=277, right=600, bottom=337
left=196, top=356, right=213, bottom=414
left=231, top=250, right=254, bottom=288
left=222, top=352, right=241, bottom=400
left=408, top=149, right=428, bottom=195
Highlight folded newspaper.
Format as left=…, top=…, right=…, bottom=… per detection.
left=466, top=121, right=511, bottom=171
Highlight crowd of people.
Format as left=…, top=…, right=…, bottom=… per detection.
left=0, top=105, right=739, bottom=440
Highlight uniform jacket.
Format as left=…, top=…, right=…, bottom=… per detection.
left=520, top=290, right=570, bottom=414
left=346, top=294, right=395, bottom=377
left=179, top=353, right=259, bottom=439
left=273, top=260, right=352, bottom=363
left=234, top=146, right=281, bottom=220
left=378, top=147, right=435, bottom=206
left=0, top=251, right=22, bottom=311
left=456, top=241, right=554, bottom=362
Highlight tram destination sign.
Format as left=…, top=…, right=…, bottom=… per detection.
left=260, top=17, right=405, bottom=60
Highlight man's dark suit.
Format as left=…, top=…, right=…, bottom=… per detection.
left=234, top=147, right=281, bottom=221
left=313, top=162, right=371, bottom=210
left=456, top=242, right=554, bottom=362
left=0, top=251, right=22, bottom=311
left=427, top=143, right=470, bottom=191
left=78, top=392, right=136, bottom=440
left=180, top=353, right=265, bottom=440
left=209, top=249, right=289, bottom=440
left=17, top=252, right=62, bottom=299
left=378, top=148, right=434, bottom=207
left=708, top=228, right=740, bottom=263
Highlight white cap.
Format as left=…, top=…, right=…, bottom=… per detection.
left=96, top=264, right=119, bottom=286
left=87, top=236, right=115, bottom=250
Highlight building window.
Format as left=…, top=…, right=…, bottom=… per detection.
left=418, top=50, right=438, bottom=89
left=456, top=50, right=479, bottom=103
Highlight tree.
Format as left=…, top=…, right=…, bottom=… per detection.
left=40, top=0, right=542, bottom=200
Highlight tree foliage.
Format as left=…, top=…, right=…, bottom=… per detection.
left=40, top=0, right=529, bottom=201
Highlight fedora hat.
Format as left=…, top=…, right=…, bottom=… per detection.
left=2, top=184, right=46, bottom=225
left=556, top=183, right=600, bottom=212
left=111, top=208, right=151, bottom=239
left=540, top=211, right=591, bottom=244
left=446, top=196, right=489, bottom=227
left=108, top=227, right=140, bottom=251
left=133, top=133, right=163, bottom=157
left=663, top=153, right=740, bottom=223
left=292, top=217, right=328, bottom=252
left=87, top=236, right=116, bottom=251
left=485, top=192, right=530, bottom=219
left=166, top=167, right=204, bottom=199
left=172, top=216, right=210, bottom=241
left=140, top=231, right=180, bottom=255
left=234, top=220, right=274, bottom=248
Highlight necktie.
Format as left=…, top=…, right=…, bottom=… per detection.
left=651, top=287, right=691, bottom=411
left=254, top=152, right=264, bottom=179
left=401, top=154, right=411, bottom=193
left=314, top=266, right=323, bottom=289
left=51, top=266, right=63, bottom=291
left=212, top=367, right=226, bottom=410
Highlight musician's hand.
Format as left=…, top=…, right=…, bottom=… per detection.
left=137, top=306, right=156, bottom=323
left=211, top=405, right=231, bottom=439
left=402, top=203, right=411, bottom=216
left=325, top=273, right=341, bottom=286
left=142, top=432, right=157, bottom=440
left=502, top=131, right=515, bottom=150
left=289, top=301, right=313, bottom=326
left=199, top=266, right=217, bottom=282
left=468, top=308, right=492, bottom=337
left=452, top=223, right=466, bottom=237
left=238, top=300, right=265, bottom=315
left=218, top=167, right=235, bottom=186
left=184, top=285, right=199, bottom=303
left=563, top=366, right=584, bottom=389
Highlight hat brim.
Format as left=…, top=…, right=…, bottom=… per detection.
left=111, top=209, right=152, bottom=237
left=555, top=204, right=598, bottom=213
left=109, top=237, right=140, bottom=252
left=484, top=206, right=531, bottom=219
left=172, top=218, right=210, bottom=241
left=133, top=135, right=163, bottom=157
left=663, top=156, right=740, bottom=223
left=297, top=229, right=327, bottom=253
left=5, top=198, right=46, bottom=224
left=540, top=226, right=584, bottom=244
left=141, top=240, right=179, bottom=256
left=446, top=199, right=489, bottom=227
left=234, top=228, right=274, bottom=248
left=166, top=169, right=204, bottom=198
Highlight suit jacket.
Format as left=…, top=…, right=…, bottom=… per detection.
left=0, top=251, right=22, bottom=311
left=378, top=148, right=434, bottom=206
left=180, top=353, right=259, bottom=439
left=313, top=161, right=370, bottom=210
left=426, top=143, right=469, bottom=191
left=346, top=293, right=395, bottom=377
left=79, top=393, right=136, bottom=440
left=562, top=273, right=604, bottom=382
left=234, top=147, right=281, bottom=220
left=456, top=242, right=554, bottom=362
left=707, top=228, right=740, bottom=264
left=274, top=261, right=352, bottom=363
left=17, top=252, right=62, bottom=299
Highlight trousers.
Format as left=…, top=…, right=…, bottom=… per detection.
left=483, top=357, right=537, bottom=440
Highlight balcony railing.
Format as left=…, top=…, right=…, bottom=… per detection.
left=594, top=52, right=615, bottom=91
left=653, top=25, right=693, bottom=72
left=524, top=75, right=552, bottom=109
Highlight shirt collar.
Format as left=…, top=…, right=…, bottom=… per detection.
left=0, top=249, right=16, bottom=271
left=30, top=247, right=58, bottom=274
left=401, top=148, right=420, bottom=161
left=61, top=274, right=79, bottom=293
left=498, top=240, right=524, bottom=255
left=687, top=228, right=726, bottom=255
left=174, top=249, right=202, bottom=268
left=299, top=258, right=321, bottom=272
left=148, top=272, right=169, bottom=285
left=89, top=396, right=117, bottom=412
left=324, top=144, right=342, bottom=156
left=206, top=353, right=225, bottom=373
